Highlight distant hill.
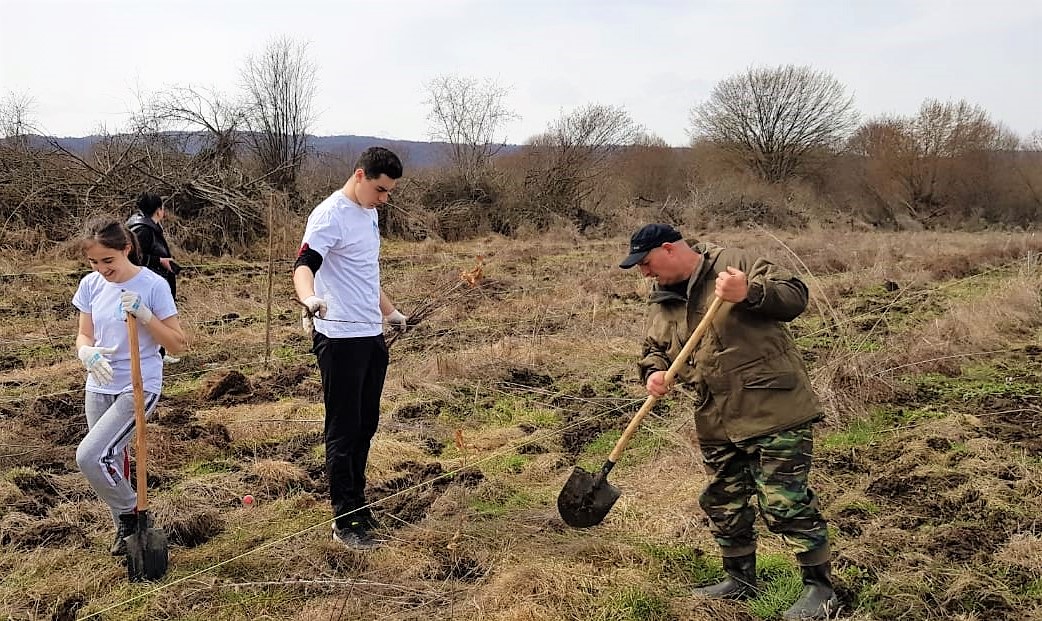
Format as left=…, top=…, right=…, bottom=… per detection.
left=38, top=133, right=521, bottom=171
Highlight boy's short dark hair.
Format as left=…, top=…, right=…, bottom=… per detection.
left=136, top=192, right=163, bottom=217
left=356, top=147, right=403, bottom=180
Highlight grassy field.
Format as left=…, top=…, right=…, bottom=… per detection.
left=1, top=229, right=1041, bottom=620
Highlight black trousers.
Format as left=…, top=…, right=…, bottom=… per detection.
left=312, top=331, right=388, bottom=528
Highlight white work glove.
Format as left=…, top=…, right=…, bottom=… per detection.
left=301, top=295, right=327, bottom=333
left=119, top=290, right=153, bottom=325
left=78, top=345, right=117, bottom=385
left=385, top=309, right=408, bottom=330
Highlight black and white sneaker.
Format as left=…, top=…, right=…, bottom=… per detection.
left=331, top=521, right=384, bottom=551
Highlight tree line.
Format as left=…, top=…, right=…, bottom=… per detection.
left=1, top=37, right=1039, bottom=255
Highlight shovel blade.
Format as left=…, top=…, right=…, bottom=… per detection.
left=126, top=518, right=168, bottom=582
left=557, top=465, right=622, bottom=528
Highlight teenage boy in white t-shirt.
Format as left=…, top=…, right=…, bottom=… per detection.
left=293, top=147, right=408, bottom=550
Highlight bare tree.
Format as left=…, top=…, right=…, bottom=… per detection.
left=1028, top=130, right=1042, bottom=151
left=617, top=131, right=691, bottom=206
left=425, top=75, right=517, bottom=186
left=135, top=86, right=246, bottom=172
left=0, top=91, right=38, bottom=149
left=851, top=99, right=1021, bottom=224
left=690, top=65, right=858, bottom=182
left=241, top=37, right=317, bottom=192
left=523, top=103, right=641, bottom=229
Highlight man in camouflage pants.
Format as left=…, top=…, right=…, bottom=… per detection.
left=620, top=224, right=838, bottom=620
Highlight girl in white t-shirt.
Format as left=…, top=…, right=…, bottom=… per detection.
left=72, top=218, right=187, bottom=556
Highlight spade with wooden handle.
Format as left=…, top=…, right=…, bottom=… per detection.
left=125, top=316, right=169, bottom=581
left=557, top=296, right=728, bottom=528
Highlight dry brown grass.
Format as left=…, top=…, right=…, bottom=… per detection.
left=1, top=229, right=1041, bottom=620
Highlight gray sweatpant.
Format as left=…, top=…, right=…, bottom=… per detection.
left=77, top=390, right=158, bottom=527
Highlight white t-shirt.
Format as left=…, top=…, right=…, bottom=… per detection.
left=300, top=190, right=383, bottom=338
left=72, top=267, right=178, bottom=395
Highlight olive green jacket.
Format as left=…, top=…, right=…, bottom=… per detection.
left=638, top=242, right=822, bottom=444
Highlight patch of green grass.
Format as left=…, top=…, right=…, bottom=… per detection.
left=182, top=458, right=241, bottom=476
left=577, top=425, right=669, bottom=472
left=641, top=542, right=719, bottom=585
left=481, top=453, right=530, bottom=475
left=478, top=394, right=559, bottom=427
left=821, top=412, right=889, bottom=449
left=1022, top=577, right=1042, bottom=599
left=911, top=366, right=1039, bottom=405
left=162, top=374, right=204, bottom=399
left=838, top=499, right=881, bottom=515
left=3, top=342, right=63, bottom=367
left=822, top=404, right=950, bottom=449
left=468, top=485, right=535, bottom=517
left=747, top=554, right=802, bottom=619
left=269, top=345, right=297, bottom=362
left=584, top=429, right=622, bottom=457
left=592, top=586, right=672, bottom=621
left=3, top=466, right=40, bottom=485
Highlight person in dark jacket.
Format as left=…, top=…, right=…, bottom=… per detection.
left=127, top=193, right=181, bottom=362
left=621, top=223, right=838, bottom=621
left=126, top=193, right=177, bottom=299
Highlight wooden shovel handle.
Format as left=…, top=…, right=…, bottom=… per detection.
left=607, top=296, right=728, bottom=464
left=127, top=318, right=149, bottom=512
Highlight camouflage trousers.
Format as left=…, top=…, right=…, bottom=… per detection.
left=698, top=423, right=830, bottom=565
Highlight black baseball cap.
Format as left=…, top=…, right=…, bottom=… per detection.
left=619, top=223, right=683, bottom=268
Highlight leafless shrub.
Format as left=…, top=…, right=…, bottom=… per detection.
left=522, top=104, right=642, bottom=232
left=425, top=75, right=518, bottom=187
left=850, top=99, right=1034, bottom=227
left=241, top=36, right=317, bottom=194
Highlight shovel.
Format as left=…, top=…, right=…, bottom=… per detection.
left=557, top=296, right=727, bottom=528
left=125, top=317, right=169, bottom=581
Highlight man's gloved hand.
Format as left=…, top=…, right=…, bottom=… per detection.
left=78, top=345, right=117, bottom=385
left=119, top=290, right=154, bottom=324
left=385, top=309, right=408, bottom=330
left=301, top=295, right=327, bottom=333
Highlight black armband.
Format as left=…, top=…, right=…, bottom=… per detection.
left=294, top=246, right=323, bottom=274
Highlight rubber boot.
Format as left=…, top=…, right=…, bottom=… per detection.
left=110, top=512, right=138, bottom=556
left=692, top=553, right=758, bottom=600
left=782, top=562, right=840, bottom=620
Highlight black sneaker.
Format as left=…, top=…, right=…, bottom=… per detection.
left=331, top=521, right=384, bottom=551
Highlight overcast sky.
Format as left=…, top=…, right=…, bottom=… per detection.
left=1, top=0, right=1039, bottom=146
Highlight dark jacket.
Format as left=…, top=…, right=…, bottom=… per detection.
left=638, top=241, right=822, bottom=444
left=126, top=212, right=176, bottom=296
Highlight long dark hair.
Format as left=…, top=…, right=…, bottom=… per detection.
left=81, top=218, right=142, bottom=265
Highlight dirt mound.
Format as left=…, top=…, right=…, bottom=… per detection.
left=164, top=509, right=226, bottom=548
left=200, top=370, right=253, bottom=403
left=395, top=399, right=446, bottom=420
left=505, top=367, right=554, bottom=388
left=560, top=414, right=614, bottom=455
left=5, top=469, right=66, bottom=516
left=25, top=395, right=84, bottom=446
left=234, top=431, right=323, bottom=463
left=979, top=407, right=1042, bottom=455
left=368, top=460, right=478, bottom=526
left=0, top=514, right=88, bottom=550
left=424, top=547, right=488, bottom=583
left=266, top=364, right=318, bottom=398
left=154, top=405, right=231, bottom=449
